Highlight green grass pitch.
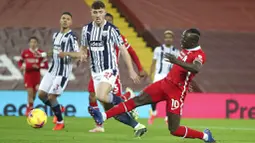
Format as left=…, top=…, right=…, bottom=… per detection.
left=0, top=116, right=254, bottom=143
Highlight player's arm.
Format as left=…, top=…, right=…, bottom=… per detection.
left=127, top=46, right=147, bottom=77
left=164, top=53, right=202, bottom=73
left=59, top=36, right=82, bottom=58
left=112, top=28, right=140, bottom=83
left=123, top=36, right=143, bottom=72
left=149, top=47, right=158, bottom=80
left=79, top=26, right=89, bottom=62
left=18, top=51, right=25, bottom=70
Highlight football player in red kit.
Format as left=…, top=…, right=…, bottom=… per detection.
left=89, top=29, right=216, bottom=142
left=88, top=13, right=146, bottom=132
left=18, top=37, right=48, bottom=116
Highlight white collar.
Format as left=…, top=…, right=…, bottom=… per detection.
left=186, top=46, right=201, bottom=51
left=163, top=44, right=173, bottom=49
left=29, top=48, right=38, bottom=53
left=60, top=29, right=71, bottom=34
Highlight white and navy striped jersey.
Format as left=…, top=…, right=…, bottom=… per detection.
left=81, top=20, right=124, bottom=73
left=153, top=44, right=179, bottom=75
left=48, top=30, right=79, bottom=77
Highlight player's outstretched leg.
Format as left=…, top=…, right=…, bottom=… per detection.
left=148, top=102, right=157, bottom=125
left=38, top=90, right=65, bottom=124
left=48, top=94, right=65, bottom=131
left=88, top=92, right=105, bottom=133
left=89, top=92, right=155, bottom=137
left=167, top=113, right=215, bottom=143
left=124, top=88, right=139, bottom=120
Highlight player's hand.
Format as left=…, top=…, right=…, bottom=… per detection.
left=58, top=52, right=67, bottom=58
left=138, top=70, right=147, bottom=78
left=129, top=70, right=140, bottom=84
left=80, top=53, right=87, bottom=62
left=20, top=66, right=25, bottom=72
left=164, top=53, right=177, bottom=64
left=32, top=64, right=39, bottom=69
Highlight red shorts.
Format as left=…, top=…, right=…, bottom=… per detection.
left=143, top=79, right=186, bottom=115
left=24, top=73, right=40, bottom=91
left=88, top=75, right=122, bottom=96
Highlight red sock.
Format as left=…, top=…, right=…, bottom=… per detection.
left=121, top=92, right=131, bottom=100
left=106, top=99, right=136, bottom=119
left=89, top=101, right=99, bottom=109
left=171, top=126, right=204, bottom=139
left=27, top=103, right=33, bottom=108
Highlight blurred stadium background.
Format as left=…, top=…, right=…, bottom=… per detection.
left=0, top=0, right=255, bottom=142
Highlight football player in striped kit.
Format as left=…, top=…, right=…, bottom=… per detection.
left=148, top=30, right=179, bottom=125
left=37, top=12, right=81, bottom=130
left=87, top=13, right=145, bottom=133
left=82, top=1, right=147, bottom=137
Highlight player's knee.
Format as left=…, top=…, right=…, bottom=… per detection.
left=168, top=125, right=179, bottom=135
left=48, top=94, right=57, bottom=102
left=38, top=90, right=47, bottom=99
left=133, top=92, right=152, bottom=107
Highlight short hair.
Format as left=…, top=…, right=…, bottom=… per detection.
left=62, top=12, right=72, bottom=18
left=28, top=36, right=38, bottom=43
left=186, top=28, right=200, bottom=36
left=91, top=1, right=105, bottom=9
left=164, top=30, right=174, bottom=37
left=105, top=13, right=113, bottom=19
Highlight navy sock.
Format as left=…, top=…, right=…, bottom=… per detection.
left=114, top=113, right=138, bottom=128
left=51, top=104, right=63, bottom=122
left=112, top=94, right=123, bottom=105
left=39, top=96, right=51, bottom=106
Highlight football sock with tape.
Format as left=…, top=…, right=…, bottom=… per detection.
left=114, top=112, right=138, bottom=128
left=106, top=99, right=136, bottom=119
left=111, top=94, right=123, bottom=105
left=39, top=96, right=51, bottom=107
left=51, top=104, right=63, bottom=122
left=171, top=126, right=204, bottom=139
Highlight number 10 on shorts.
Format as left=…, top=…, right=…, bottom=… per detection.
left=171, top=99, right=180, bottom=110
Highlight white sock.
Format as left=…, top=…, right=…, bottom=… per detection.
left=203, top=133, right=208, bottom=141
left=102, top=112, right=107, bottom=121
left=134, top=123, right=141, bottom=129
left=57, top=120, right=64, bottom=124
left=108, top=94, right=113, bottom=103
left=152, top=110, right=157, bottom=116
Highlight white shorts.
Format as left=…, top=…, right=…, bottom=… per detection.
left=153, top=74, right=167, bottom=82
left=92, top=69, right=118, bottom=92
left=38, top=72, right=69, bottom=95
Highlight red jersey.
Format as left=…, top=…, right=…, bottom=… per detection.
left=18, top=48, right=48, bottom=76
left=166, top=46, right=206, bottom=91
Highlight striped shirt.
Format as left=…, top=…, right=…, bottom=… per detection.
left=48, top=30, right=79, bottom=77
left=81, top=20, right=124, bottom=73
left=153, top=44, right=179, bottom=75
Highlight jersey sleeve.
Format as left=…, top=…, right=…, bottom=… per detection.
left=153, top=47, right=160, bottom=60
left=18, top=50, right=25, bottom=68
left=71, top=35, right=80, bottom=52
left=121, top=35, right=130, bottom=49
left=193, top=52, right=206, bottom=65
left=111, top=27, right=124, bottom=48
left=81, top=26, right=89, bottom=48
